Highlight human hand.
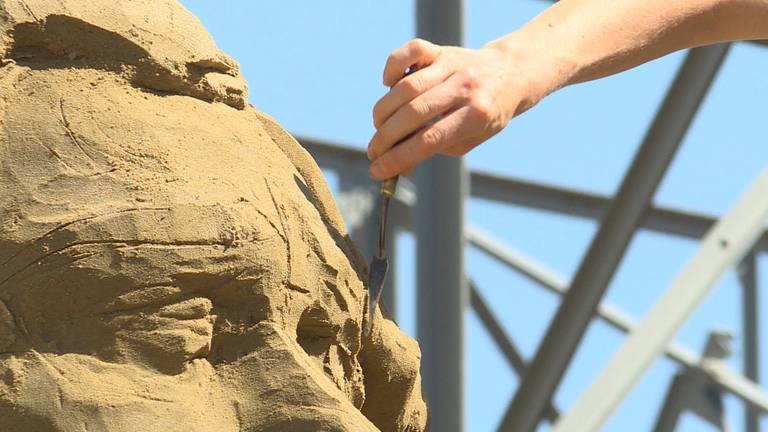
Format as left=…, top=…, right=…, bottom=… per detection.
left=367, top=38, right=560, bottom=180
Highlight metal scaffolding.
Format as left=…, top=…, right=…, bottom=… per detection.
left=502, top=42, right=732, bottom=432
left=303, top=1, right=768, bottom=431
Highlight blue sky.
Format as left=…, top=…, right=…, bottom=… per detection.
left=181, top=1, right=768, bottom=431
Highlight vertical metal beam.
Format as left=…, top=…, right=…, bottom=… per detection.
left=500, top=43, right=731, bottom=432
left=553, top=167, right=768, bottom=432
left=740, top=249, right=761, bottom=432
left=415, top=1, right=466, bottom=431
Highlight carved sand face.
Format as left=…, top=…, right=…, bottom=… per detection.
left=0, top=70, right=372, bottom=431
left=0, top=2, right=425, bottom=431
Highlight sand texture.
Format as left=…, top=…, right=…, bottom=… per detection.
left=0, top=1, right=427, bottom=431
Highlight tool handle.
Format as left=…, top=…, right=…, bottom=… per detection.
left=381, top=176, right=399, bottom=198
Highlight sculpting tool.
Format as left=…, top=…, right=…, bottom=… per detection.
left=365, top=174, right=398, bottom=335
left=365, top=66, right=419, bottom=336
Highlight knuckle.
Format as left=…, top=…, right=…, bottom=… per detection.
left=456, top=68, right=481, bottom=90
left=409, top=38, right=428, bottom=53
left=385, top=52, right=402, bottom=74
left=408, top=100, right=430, bottom=117
left=375, top=127, right=393, bottom=148
left=420, top=127, right=444, bottom=151
left=469, top=94, right=495, bottom=122
left=401, top=76, right=423, bottom=95
left=372, top=102, right=385, bottom=128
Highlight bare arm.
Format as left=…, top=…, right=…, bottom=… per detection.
left=367, top=0, right=768, bottom=179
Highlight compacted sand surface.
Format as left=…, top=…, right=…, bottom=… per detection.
left=0, top=1, right=427, bottom=431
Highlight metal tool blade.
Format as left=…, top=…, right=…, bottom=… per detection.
left=365, top=178, right=397, bottom=336
left=365, top=254, right=388, bottom=335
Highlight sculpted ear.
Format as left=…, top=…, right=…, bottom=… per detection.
left=0, top=300, right=19, bottom=352
left=360, top=318, right=428, bottom=432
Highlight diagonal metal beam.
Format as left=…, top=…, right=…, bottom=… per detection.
left=467, top=225, right=698, bottom=365
left=554, top=167, right=768, bottom=432
left=707, top=359, right=768, bottom=415
left=468, top=280, right=559, bottom=423
left=298, top=137, right=768, bottom=250
left=468, top=224, right=768, bottom=415
left=500, top=43, right=732, bottom=432
left=470, top=170, right=768, bottom=250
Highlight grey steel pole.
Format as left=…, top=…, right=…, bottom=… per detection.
left=338, top=173, right=379, bottom=258
left=415, top=1, right=466, bottom=431
left=500, top=43, right=731, bottom=432
left=740, top=250, right=761, bottom=432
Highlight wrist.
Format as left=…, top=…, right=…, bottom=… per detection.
left=484, top=32, right=578, bottom=99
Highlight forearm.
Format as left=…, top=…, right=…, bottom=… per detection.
left=488, top=0, right=768, bottom=90
left=366, top=0, right=767, bottom=179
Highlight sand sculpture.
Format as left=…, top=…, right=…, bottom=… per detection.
left=0, top=1, right=427, bottom=431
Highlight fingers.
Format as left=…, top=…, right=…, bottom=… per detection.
left=368, top=74, right=460, bottom=160
left=372, top=61, right=453, bottom=130
left=382, top=39, right=441, bottom=87
left=369, top=105, right=473, bottom=180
